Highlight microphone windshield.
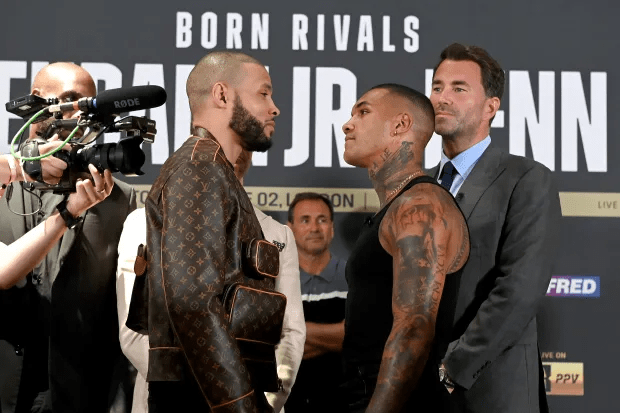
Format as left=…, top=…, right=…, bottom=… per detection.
left=93, top=85, right=167, bottom=115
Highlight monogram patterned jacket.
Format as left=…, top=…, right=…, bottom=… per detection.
left=145, top=132, right=274, bottom=412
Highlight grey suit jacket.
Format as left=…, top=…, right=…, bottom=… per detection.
left=428, top=143, right=561, bottom=413
left=0, top=179, right=136, bottom=412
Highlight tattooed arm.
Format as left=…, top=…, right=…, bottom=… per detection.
left=366, top=183, right=469, bottom=413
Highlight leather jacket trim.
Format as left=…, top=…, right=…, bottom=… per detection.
left=211, top=390, right=255, bottom=409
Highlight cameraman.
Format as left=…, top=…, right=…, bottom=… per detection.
left=0, top=62, right=136, bottom=413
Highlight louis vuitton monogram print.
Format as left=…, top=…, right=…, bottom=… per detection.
left=146, top=135, right=276, bottom=412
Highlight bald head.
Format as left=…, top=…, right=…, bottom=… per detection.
left=30, top=62, right=96, bottom=138
left=369, top=83, right=435, bottom=147
left=32, top=62, right=96, bottom=99
left=186, top=51, right=263, bottom=113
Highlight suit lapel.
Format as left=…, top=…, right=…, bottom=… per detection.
left=455, top=143, right=506, bottom=219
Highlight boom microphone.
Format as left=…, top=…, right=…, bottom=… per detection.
left=48, top=85, right=167, bottom=116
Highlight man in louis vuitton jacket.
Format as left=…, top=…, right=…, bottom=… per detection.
left=144, top=51, right=281, bottom=412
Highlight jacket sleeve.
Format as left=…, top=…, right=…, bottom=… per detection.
left=160, top=161, right=258, bottom=411
left=265, top=225, right=306, bottom=413
left=443, top=164, right=562, bottom=389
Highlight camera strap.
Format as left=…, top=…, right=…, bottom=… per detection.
left=20, top=138, right=46, bottom=182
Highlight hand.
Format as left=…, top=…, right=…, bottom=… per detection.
left=37, top=140, right=70, bottom=185
left=439, top=363, right=455, bottom=394
left=65, top=164, right=113, bottom=217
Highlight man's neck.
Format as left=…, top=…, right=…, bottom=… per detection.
left=193, top=124, right=242, bottom=165
left=299, top=250, right=332, bottom=276
left=368, top=140, right=424, bottom=207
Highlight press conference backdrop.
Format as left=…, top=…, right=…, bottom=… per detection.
left=1, top=0, right=617, bottom=411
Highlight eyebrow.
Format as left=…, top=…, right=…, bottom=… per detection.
left=261, top=83, right=273, bottom=92
left=57, top=89, right=85, bottom=99
left=351, top=101, right=370, bottom=115
left=432, top=79, right=470, bottom=87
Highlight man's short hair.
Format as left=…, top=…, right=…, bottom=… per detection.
left=368, top=83, right=435, bottom=143
left=369, top=83, right=435, bottom=124
left=434, top=43, right=505, bottom=100
left=287, top=192, right=334, bottom=223
left=186, top=50, right=263, bottom=113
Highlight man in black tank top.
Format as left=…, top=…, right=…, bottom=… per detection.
left=341, top=84, right=470, bottom=413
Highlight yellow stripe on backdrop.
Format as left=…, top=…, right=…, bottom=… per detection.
left=133, top=185, right=620, bottom=217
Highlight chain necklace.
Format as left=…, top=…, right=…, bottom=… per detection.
left=383, top=170, right=423, bottom=205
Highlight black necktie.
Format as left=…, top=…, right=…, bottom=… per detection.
left=439, top=161, right=456, bottom=191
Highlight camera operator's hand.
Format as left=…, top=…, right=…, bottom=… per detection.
left=22, top=139, right=71, bottom=185
left=65, top=164, right=114, bottom=217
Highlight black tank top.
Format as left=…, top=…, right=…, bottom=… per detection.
left=343, top=175, right=467, bottom=411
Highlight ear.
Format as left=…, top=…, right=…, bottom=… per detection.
left=392, top=112, right=413, bottom=136
left=211, top=82, right=229, bottom=108
left=483, top=97, right=501, bottom=123
left=31, top=87, right=42, bottom=97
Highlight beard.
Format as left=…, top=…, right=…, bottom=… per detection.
left=229, top=95, right=273, bottom=152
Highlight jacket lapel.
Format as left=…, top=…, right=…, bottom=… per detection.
left=455, top=143, right=506, bottom=219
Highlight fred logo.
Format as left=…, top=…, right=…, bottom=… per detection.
left=543, top=362, right=584, bottom=396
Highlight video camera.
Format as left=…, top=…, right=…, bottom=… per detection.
left=5, top=85, right=167, bottom=193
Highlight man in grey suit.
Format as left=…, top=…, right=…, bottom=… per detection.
left=428, top=43, right=561, bottom=413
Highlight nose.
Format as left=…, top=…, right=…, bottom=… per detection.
left=342, top=119, right=354, bottom=134
left=436, top=89, right=451, bottom=106
left=309, top=220, right=320, bottom=232
left=270, top=101, right=280, bottom=118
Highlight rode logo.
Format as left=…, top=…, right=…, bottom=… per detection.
left=543, top=362, right=584, bottom=396
left=546, top=276, right=600, bottom=297
left=114, top=98, right=140, bottom=109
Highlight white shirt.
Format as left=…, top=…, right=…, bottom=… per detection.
left=116, top=207, right=306, bottom=413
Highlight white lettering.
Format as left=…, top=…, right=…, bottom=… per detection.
left=251, top=13, right=269, bottom=50
left=31, top=61, right=49, bottom=88
left=252, top=65, right=269, bottom=166
left=357, top=15, right=374, bottom=52
left=424, top=68, right=442, bottom=168
left=569, top=278, right=583, bottom=294
left=509, top=71, right=555, bottom=170
left=314, top=67, right=356, bottom=167
left=81, top=62, right=122, bottom=144
left=292, top=14, right=308, bottom=50
left=226, top=13, right=243, bottom=49
left=0, top=61, right=27, bottom=154
left=547, top=278, right=557, bottom=295
left=176, top=12, right=192, bottom=48
left=561, top=72, right=607, bottom=172
left=556, top=278, right=570, bottom=294
left=403, top=16, right=419, bottom=53
left=131, top=64, right=169, bottom=165
left=174, top=65, right=192, bottom=151
left=582, top=279, right=597, bottom=294
left=201, top=12, right=217, bottom=49
left=382, top=16, right=395, bottom=52
left=284, top=67, right=311, bottom=167
left=334, top=15, right=350, bottom=51
left=317, top=14, right=325, bottom=51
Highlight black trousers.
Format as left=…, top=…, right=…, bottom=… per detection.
left=341, top=362, right=462, bottom=413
